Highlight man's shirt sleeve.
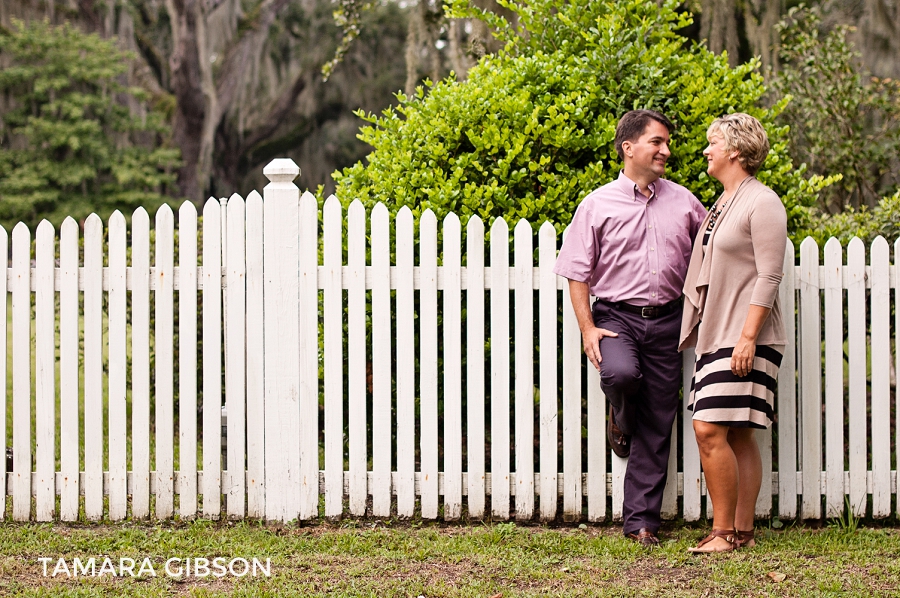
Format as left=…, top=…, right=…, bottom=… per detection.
left=552, top=200, right=597, bottom=283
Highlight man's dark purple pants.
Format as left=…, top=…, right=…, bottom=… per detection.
left=592, top=300, right=683, bottom=537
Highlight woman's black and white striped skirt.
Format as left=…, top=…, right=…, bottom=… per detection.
left=688, top=345, right=784, bottom=429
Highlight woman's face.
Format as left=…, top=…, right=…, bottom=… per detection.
left=703, top=134, right=732, bottom=181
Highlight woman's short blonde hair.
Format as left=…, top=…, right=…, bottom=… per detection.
left=707, top=113, right=770, bottom=175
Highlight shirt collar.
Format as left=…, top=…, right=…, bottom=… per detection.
left=617, top=171, right=658, bottom=202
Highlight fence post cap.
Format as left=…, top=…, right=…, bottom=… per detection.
left=263, top=158, right=300, bottom=183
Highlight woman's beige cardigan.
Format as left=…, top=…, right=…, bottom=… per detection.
left=679, top=176, right=788, bottom=355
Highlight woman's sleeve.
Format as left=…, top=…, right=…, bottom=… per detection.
left=748, top=190, right=788, bottom=308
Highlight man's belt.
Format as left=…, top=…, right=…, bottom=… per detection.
left=596, top=298, right=681, bottom=319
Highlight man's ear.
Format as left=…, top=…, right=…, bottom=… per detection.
left=621, top=140, right=633, bottom=159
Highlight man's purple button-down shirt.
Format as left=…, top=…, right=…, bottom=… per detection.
left=553, top=172, right=707, bottom=306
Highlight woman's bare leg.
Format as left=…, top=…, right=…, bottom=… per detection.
left=693, top=420, right=736, bottom=550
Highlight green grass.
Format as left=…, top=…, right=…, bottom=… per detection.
left=0, top=519, right=898, bottom=596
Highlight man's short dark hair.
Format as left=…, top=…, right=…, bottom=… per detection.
left=614, top=110, right=675, bottom=160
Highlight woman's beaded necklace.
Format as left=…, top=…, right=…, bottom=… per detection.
left=706, top=195, right=731, bottom=232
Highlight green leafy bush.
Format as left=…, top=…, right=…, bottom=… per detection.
left=334, top=0, right=831, bottom=238
left=0, top=20, right=181, bottom=231
left=800, top=190, right=900, bottom=248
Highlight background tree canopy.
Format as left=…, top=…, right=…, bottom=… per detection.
left=334, top=0, right=834, bottom=238
left=0, top=20, right=180, bottom=230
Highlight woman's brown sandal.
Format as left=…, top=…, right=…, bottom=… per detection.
left=735, top=529, right=755, bottom=549
left=687, top=529, right=737, bottom=553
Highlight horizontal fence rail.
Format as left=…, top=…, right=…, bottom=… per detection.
left=2, top=158, right=899, bottom=523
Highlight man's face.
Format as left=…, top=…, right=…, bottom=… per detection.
left=622, top=120, right=671, bottom=180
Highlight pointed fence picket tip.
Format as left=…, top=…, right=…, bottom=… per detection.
left=872, top=235, right=888, bottom=251
left=324, top=195, right=341, bottom=211
left=263, top=158, right=300, bottom=184
left=180, top=201, right=197, bottom=217
left=155, top=203, right=174, bottom=219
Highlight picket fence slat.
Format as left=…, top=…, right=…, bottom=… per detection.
left=870, top=237, right=891, bottom=516
left=663, top=420, right=679, bottom=519
left=682, top=348, right=701, bottom=521
left=847, top=238, right=867, bottom=516
left=420, top=210, right=439, bottom=519
left=155, top=207, right=175, bottom=519
left=538, top=222, right=558, bottom=522
left=777, top=239, right=798, bottom=519
left=84, top=216, right=105, bottom=520
left=107, top=214, right=127, bottom=521
left=226, top=195, right=247, bottom=518
left=896, top=238, right=900, bottom=514
left=823, top=238, right=843, bottom=517
left=59, top=219, right=78, bottom=521
left=0, top=226, right=4, bottom=515
left=202, top=200, right=223, bottom=518
left=323, top=196, right=343, bottom=519
left=443, top=213, right=463, bottom=520
left=396, top=207, right=415, bottom=518
left=491, top=218, right=511, bottom=519
left=587, top=343, right=606, bottom=522
left=514, top=219, right=534, bottom=521
left=348, top=200, right=367, bottom=517
left=131, top=210, right=151, bottom=519
left=560, top=251, right=581, bottom=522
left=466, top=216, right=486, bottom=519
left=799, top=237, right=822, bottom=519
left=371, top=203, right=392, bottom=517
left=12, top=224, right=30, bottom=521
left=245, top=191, right=265, bottom=518
left=298, top=191, right=320, bottom=519
left=35, top=221, right=55, bottom=521
left=179, top=203, right=199, bottom=518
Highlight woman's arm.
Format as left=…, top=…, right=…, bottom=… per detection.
left=731, top=304, right=772, bottom=376
left=732, top=188, right=787, bottom=376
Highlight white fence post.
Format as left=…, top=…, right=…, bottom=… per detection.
left=263, top=159, right=302, bottom=522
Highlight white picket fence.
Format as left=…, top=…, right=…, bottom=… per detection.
left=1, top=158, right=898, bottom=523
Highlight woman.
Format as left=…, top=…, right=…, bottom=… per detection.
left=679, top=113, right=788, bottom=553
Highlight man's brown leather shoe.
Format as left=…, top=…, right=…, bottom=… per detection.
left=626, top=528, right=660, bottom=548
left=607, top=406, right=630, bottom=458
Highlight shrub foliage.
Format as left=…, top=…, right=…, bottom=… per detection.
left=334, top=0, right=831, bottom=237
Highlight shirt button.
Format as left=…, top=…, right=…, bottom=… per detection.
left=650, top=247, right=655, bottom=251
left=652, top=293, right=656, bottom=297
left=652, top=270, right=656, bottom=274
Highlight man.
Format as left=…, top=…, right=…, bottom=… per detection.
left=553, top=110, right=706, bottom=546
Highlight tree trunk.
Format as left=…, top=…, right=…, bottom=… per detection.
left=701, top=0, right=740, bottom=66
left=743, top=0, right=781, bottom=72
